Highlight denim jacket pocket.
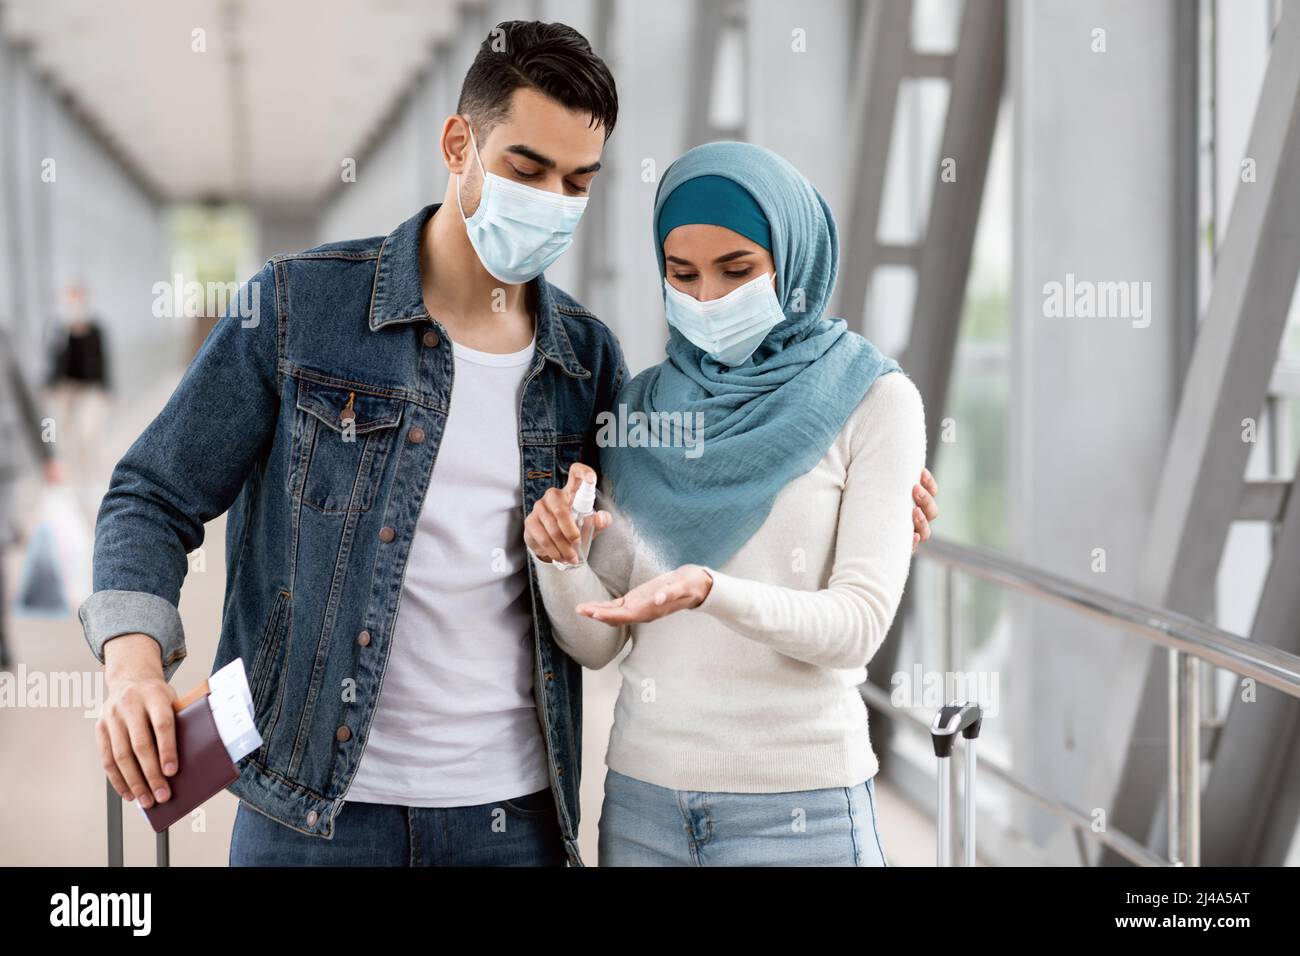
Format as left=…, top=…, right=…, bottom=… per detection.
left=249, top=589, right=291, bottom=709
left=288, top=377, right=403, bottom=513
left=248, top=588, right=292, bottom=764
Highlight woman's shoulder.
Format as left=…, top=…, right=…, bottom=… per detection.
left=841, top=370, right=926, bottom=455
left=845, top=369, right=924, bottom=425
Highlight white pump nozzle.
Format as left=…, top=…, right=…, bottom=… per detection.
left=573, top=476, right=596, bottom=515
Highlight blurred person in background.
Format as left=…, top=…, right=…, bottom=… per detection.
left=47, top=282, right=111, bottom=516
left=0, top=324, right=63, bottom=670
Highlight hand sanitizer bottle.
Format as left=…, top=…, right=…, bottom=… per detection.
left=554, top=476, right=597, bottom=570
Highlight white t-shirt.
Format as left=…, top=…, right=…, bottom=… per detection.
left=347, top=333, right=550, bottom=807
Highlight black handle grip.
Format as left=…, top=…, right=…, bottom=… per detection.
left=930, top=701, right=983, bottom=758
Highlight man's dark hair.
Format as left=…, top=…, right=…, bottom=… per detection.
left=457, top=20, right=618, bottom=140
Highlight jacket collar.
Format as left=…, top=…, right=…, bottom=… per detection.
left=368, top=203, right=589, bottom=378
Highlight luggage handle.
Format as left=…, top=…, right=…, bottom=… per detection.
left=930, top=701, right=983, bottom=867
left=104, top=675, right=205, bottom=865
left=107, top=778, right=170, bottom=867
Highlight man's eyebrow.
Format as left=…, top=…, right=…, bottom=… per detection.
left=505, top=144, right=601, bottom=175
left=505, top=144, right=556, bottom=168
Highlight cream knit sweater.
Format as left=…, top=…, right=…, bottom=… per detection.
left=533, top=371, right=927, bottom=793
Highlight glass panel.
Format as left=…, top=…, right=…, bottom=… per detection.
left=878, top=78, right=950, bottom=246
left=864, top=265, right=916, bottom=356
left=708, top=10, right=748, bottom=132
left=912, top=0, right=964, bottom=54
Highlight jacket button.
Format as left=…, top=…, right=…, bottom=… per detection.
left=378, top=526, right=395, bottom=542
left=357, top=629, right=371, bottom=647
left=408, top=426, right=425, bottom=444
left=336, top=725, right=351, bottom=742
left=423, top=329, right=440, bottom=348
left=306, top=810, right=318, bottom=827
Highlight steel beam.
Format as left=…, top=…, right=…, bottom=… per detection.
left=1199, top=443, right=1300, bottom=863
left=1104, top=2, right=1300, bottom=864
left=832, top=0, right=913, bottom=326
left=865, top=0, right=1005, bottom=768
left=901, top=0, right=1006, bottom=452
left=1237, top=479, right=1290, bottom=522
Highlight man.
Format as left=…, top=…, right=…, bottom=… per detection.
left=1, top=325, right=63, bottom=668
left=83, top=19, right=940, bottom=867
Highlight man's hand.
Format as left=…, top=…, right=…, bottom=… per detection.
left=98, top=634, right=179, bottom=809
left=576, top=565, right=713, bottom=626
left=912, top=467, right=939, bottom=554
left=523, top=462, right=611, bottom=565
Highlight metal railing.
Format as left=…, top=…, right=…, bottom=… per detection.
left=877, top=535, right=1300, bottom=866
left=111, top=533, right=1300, bottom=867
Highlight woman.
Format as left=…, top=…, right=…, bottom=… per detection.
left=525, top=141, right=929, bottom=866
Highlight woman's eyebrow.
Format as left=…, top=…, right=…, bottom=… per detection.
left=665, top=255, right=695, bottom=266
left=713, top=250, right=756, bottom=263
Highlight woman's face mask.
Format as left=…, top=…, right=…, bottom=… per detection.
left=663, top=271, right=784, bottom=367
left=457, top=121, right=588, bottom=285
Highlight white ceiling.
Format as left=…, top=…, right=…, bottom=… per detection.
left=2, top=0, right=464, bottom=206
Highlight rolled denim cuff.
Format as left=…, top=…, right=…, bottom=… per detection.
left=78, top=589, right=187, bottom=683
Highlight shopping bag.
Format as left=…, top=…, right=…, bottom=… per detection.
left=13, top=523, right=67, bottom=617
left=12, top=486, right=92, bottom=618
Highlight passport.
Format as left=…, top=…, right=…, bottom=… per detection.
left=137, top=658, right=261, bottom=833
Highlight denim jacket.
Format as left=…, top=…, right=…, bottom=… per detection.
left=79, top=203, right=628, bottom=866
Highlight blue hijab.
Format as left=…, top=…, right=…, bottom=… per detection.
left=601, top=141, right=901, bottom=571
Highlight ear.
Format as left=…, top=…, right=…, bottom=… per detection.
left=440, top=114, right=473, bottom=174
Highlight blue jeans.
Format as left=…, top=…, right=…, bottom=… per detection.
left=599, top=769, right=889, bottom=866
left=228, top=787, right=568, bottom=866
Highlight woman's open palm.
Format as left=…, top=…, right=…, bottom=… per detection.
left=576, top=565, right=713, bottom=626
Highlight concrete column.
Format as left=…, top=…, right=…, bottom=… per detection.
left=0, top=37, right=13, bottom=332
left=1008, top=0, right=1182, bottom=857
left=599, top=0, right=703, bottom=374
left=744, top=0, right=855, bottom=224
left=535, top=0, right=603, bottom=299
left=7, top=43, right=51, bottom=355
left=256, top=207, right=318, bottom=263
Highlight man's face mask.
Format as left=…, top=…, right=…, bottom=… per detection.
left=663, top=271, right=785, bottom=367
left=456, top=120, right=589, bottom=285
